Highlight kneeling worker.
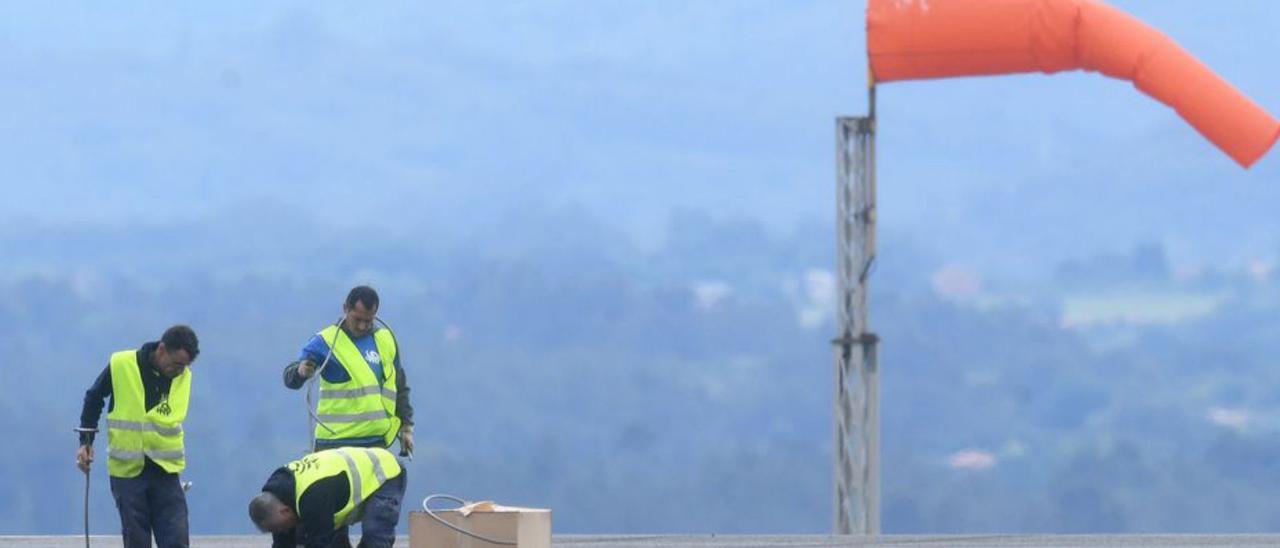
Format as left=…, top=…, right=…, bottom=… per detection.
left=249, top=447, right=406, bottom=548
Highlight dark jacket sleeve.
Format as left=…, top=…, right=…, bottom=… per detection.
left=395, top=350, right=413, bottom=427
left=79, top=364, right=113, bottom=445
left=283, top=361, right=308, bottom=390
left=298, top=473, right=348, bottom=548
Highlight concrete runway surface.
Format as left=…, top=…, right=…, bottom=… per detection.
left=8, top=535, right=1280, bottom=547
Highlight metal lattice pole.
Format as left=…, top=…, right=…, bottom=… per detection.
left=833, top=113, right=879, bottom=535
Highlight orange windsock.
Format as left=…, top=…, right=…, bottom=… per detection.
left=867, top=0, right=1280, bottom=168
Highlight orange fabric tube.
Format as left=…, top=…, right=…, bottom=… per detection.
left=867, top=0, right=1280, bottom=168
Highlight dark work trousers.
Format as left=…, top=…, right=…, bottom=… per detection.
left=325, top=469, right=407, bottom=548
left=109, top=464, right=190, bottom=548
left=358, top=469, right=407, bottom=548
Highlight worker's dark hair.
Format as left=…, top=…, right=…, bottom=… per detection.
left=161, top=325, right=200, bottom=359
left=344, top=285, right=379, bottom=312
left=249, top=491, right=283, bottom=532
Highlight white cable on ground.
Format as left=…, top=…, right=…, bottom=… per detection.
left=421, top=494, right=517, bottom=546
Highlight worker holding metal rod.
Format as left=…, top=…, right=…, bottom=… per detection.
left=76, top=325, right=201, bottom=548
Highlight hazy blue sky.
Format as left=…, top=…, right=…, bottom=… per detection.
left=1, top=1, right=1277, bottom=274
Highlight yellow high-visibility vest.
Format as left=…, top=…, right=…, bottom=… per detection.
left=290, top=447, right=403, bottom=528
left=314, top=326, right=400, bottom=447
left=106, top=349, right=190, bottom=478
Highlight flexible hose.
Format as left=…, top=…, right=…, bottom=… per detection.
left=421, top=494, right=517, bottom=546
left=305, top=316, right=344, bottom=453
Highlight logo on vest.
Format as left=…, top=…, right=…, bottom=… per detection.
left=289, top=455, right=320, bottom=474
left=365, top=350, right=381, bottom=364
left=157, top=395, right=172, bottom=416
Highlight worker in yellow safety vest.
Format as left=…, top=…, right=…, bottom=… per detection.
left=249, top=447, right=406, bottom=548
left=284, top=285, right=415, bottom=454
left=76, top=325, right=201, bottom=548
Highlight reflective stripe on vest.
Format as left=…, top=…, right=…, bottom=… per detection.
left=317, top=410, right=391, bottom=423
left=108, top=448, right=186, bottom=461
left=107, top=419, right=183, bottom=436
left=314, top=326, right=400, bottom=447
left=319, top=386, right=396, bottom=400
left=290, top=447, right=403, bottom=528
left=105, top=349, right=191, bottom=478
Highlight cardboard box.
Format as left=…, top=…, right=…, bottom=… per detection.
left=410, top=502, right=551, bottom=548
